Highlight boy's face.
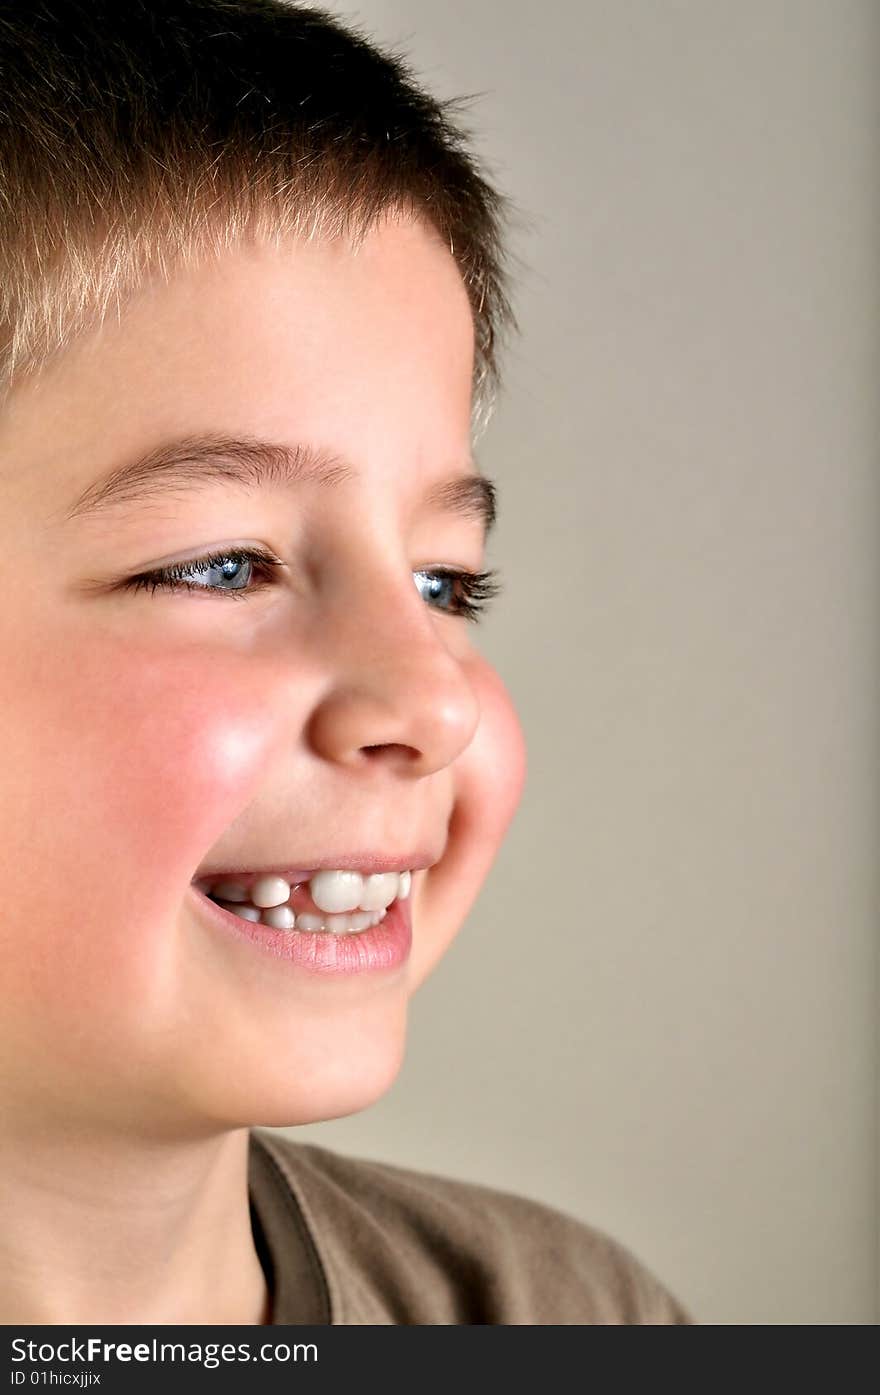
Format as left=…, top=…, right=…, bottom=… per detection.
left=0, top=215, right=525, bottom=1135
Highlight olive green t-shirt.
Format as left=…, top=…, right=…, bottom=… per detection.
left=247, top=1128, right=695, bottom=1325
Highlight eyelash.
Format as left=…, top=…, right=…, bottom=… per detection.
left=124, top=546, right=503, bottom=624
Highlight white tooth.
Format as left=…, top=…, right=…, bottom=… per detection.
left=210, top=880, right=250, bottom=903
left=309, top=869, right=364, bottom=913
left=260, top=905, right=296, bottom=930
left=251, top=875, right=291, bottom=908
left=296, top=913, right=325, bottom=932
left=357, top=872, right=399, bottom=911
left=220, top=901, right=261, bottom=922
left=324, top=912, right=365, bottom=934
left=398, top=870, right=411, bottom=900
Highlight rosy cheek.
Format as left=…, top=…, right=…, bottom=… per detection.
left=0, top=636, right=283, bottom=1009
left=73, top=644, right=283, bottom=883
left=410, top=654, right=527, bottom=989
left=448, top=652, right=527, bottom=849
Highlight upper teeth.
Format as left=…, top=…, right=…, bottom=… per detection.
left=209, top=868, right=412, bottom=913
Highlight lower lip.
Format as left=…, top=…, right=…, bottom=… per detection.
left=187, top=884, right=413, bottom=976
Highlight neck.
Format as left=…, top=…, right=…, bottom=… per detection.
left=0, top=1122, right=270, bottom=1325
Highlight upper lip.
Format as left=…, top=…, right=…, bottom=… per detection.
left=192, top=851, right=439, bottom=882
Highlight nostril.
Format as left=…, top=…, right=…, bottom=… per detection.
left=361, top=742, right=420, bottom=763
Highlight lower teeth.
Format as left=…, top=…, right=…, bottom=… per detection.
left=211, top=897, right=389, bottom=936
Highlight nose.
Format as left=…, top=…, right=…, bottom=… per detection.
left=304, top=566, right=482, bottom=777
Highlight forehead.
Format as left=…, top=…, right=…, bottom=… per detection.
left=0, top=215, right=477, bottom=512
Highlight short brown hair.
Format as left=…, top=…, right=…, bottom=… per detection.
left=0, top=0, right=520, bottom=432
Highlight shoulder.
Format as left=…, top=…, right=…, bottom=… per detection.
left=253, top=1129, right=695, bottom=1325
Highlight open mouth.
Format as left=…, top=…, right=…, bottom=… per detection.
left=192, top=866, right=414, bottom=936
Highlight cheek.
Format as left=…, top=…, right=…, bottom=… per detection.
left=410, top=653, right=527, bottom=990
left=450, top=654, right=527, bottom=848
left=9, top=637, right=278, bottom=876
left=87, top=653, right=275, bottom=871
left=0, top=633, right=283, bottom=1007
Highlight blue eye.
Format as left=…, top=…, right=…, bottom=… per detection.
left=125, top=547, right=283, bottom=599
left=412, top=568, right=503, bottom=622
left=125, top=549, right=503, bottom=623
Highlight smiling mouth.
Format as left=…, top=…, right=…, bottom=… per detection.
left=192, top=865, right=417, bottom=936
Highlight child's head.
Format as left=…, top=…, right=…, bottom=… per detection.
left=0, top=0, right=526, bottom=1140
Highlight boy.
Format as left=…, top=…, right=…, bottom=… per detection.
left=0, top=0, right=694, bottom=1324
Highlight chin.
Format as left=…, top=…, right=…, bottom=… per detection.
left=179, top=1003, right=411, bottom=1131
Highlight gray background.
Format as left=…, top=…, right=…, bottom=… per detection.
left=278, top=0, right=879, bottom=1324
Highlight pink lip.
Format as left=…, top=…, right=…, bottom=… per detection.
left=186, top=882, right=412, bottom=976
left=193, top=852, right=437, bottom=883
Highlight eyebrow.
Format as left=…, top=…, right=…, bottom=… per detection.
left=61, top=432, right=497, bottom=539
